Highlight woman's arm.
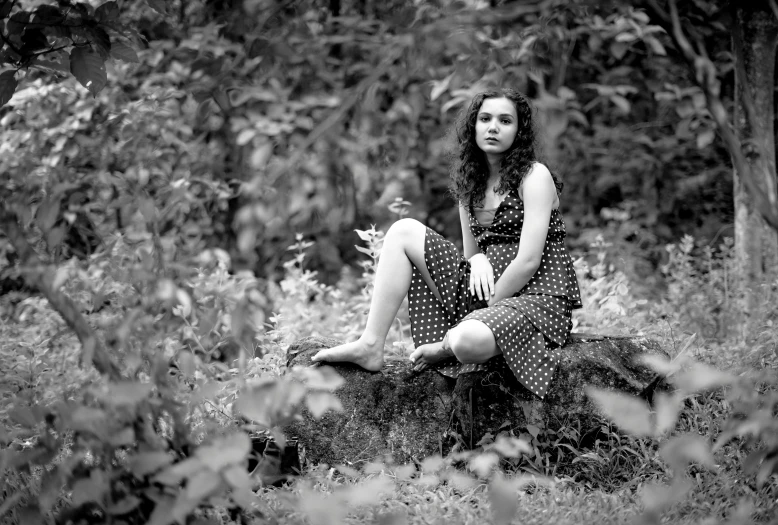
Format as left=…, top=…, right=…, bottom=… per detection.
left=460, top=205, right=495, bottom=300
left=489, top=163, right=556, bottom=305
left=458, top=205, right=480, bottom=259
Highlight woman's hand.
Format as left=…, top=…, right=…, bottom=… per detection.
left=468, top=253, right=494, bottom=301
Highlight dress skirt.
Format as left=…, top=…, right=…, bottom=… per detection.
left=407, top=227, right=573, bottom=399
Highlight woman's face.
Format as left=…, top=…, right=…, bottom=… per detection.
left=474, top=96, right=519, bottom=157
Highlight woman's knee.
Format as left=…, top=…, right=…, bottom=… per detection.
left=449, top=320, right=497, bottom=364
left=386, top=218, right=424, bottom=242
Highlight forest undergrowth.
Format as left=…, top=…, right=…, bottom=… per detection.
left=1, top=208, right=777, bottom=525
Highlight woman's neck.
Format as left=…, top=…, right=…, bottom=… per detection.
left=485, top=153, right=502, bottom=186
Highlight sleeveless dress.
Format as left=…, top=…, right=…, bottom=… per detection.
left=407, top=189, right=582, bottom=399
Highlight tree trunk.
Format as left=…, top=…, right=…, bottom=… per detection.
left=733, top=5, right=778, bottom=287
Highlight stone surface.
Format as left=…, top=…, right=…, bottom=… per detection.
left=285, top=334, right=669, bottom=466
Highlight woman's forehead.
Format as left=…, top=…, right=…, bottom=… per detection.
left=478, top=97, right=517, bottom=116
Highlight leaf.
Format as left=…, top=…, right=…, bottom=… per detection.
left=51, top=267, right=70, bottom=291
left=638, top=354, right=679, bottom=376
left=305, top=391, right=343, bottom=419
left=38, top=469, right=62, bottom=512
left=696, top=129, right=715, bottom=149
left=146, top=496, right=176, bottom=525
left=70, top=47, right=107, bottom=97
left=298, top=484, right=346, bottom=525
left=654, top=391, right=683, bottom=435
left=446, top=470, right=478, bottom=491
left=236, top=128, right=256, bottom=146
left=223, top=465, right=256, bottom=509
left=46, top=225, right=66, bottom=250
left=586, top=387, right=654, bottom=437
left=420, top=455, right=444, bottom=473
left=71, top=470, right=108, bottom=506
left=756, top=454, right=778, bottom=488
left=106, top=381, right=153, bottom=406
left=344, top=476, right=395, bottom=507
left=391, top=464, right=415, bottom=481
left=96, top=1, right=120, bottom=22
left=610, top=94, right=630, bottom=114
left=236, top=378, right=306, bottom=427
left=488, top=472, right=519, bottom=525
left=110, top=427, right=135, bottom=447
left=645, top=36, right=666, bottom=55
left=430, top=73, right=453, bottom=101
left=139, top=197, right=156, bottom=222
left=36, top=197, right=60, bottom=232
left=672, top=362, right=733, bottom=394
left=468, top=452, right=499, bottom=478
left=658, top=434, right=716, bottom=472
left=639, top=477, right=692, bottom=512
left=299, top=365, right=344, bottom=391
left=146, top=0, right=167, bottom=15
left=185, top=470, right=222, bottom=500
left=609, top=41, right=628, bottom=60
left=130, top=451, right=175, bottom=477
left=0, top=70, right=18, bottom=107
left=489, top=435, right=532, bottom=458
left=153, top=457, right=204, bottom=485
left=107, top=496, right=141, bottom=516
left=87, top=27, right=112, bottom=59
left=9, top=406, right=40, bottom=427
left=110, top=39, right=139, bottom=63
left=250, top=141, right=273, bottom=169
left=69, top=406, right=106, bottom=433
left=354, top=228, right=373, bottom=242
left=222, top=464, right=252, bottom=492
left=194, top=432, right=251, bottom=471
left=178, top=350, right=196, bottom=377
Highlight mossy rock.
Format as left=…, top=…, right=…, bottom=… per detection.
left=285, top=334, right=669, bottom=467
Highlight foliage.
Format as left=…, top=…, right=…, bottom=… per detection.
left=2, top=0, right=778, bottom=524
left=0, top=0, right=141, bottom=105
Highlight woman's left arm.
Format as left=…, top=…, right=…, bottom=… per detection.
left=489, top=164, right=555, bottom=305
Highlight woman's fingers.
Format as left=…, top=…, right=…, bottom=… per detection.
left=487, top=270, right=495, bottom=297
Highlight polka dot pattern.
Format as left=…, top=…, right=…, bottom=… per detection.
left=407, top=191, right=582, bottom=399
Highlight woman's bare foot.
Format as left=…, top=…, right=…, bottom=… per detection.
left=409, top=338, right=454, bottom=372
left=311, top=337, right=384, bottom=371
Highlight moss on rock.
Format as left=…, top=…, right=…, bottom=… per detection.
left=285, top=335, right=669, bottom=466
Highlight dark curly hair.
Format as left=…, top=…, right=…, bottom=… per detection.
left=448, top=88, right=559, bottom=209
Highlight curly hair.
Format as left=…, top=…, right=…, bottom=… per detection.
left=448, top=88, right=558, bottom=209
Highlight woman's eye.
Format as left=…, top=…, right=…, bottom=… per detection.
left=502, top=120, right=511, bottom=124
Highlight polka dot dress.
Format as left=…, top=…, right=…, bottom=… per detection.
left=407, top=190, right=582, bottom=399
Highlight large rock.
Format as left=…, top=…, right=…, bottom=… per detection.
left=285, top=334, right=668, bottom=466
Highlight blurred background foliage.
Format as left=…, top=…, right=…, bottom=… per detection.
left=0, top=0, right=737, bottom=296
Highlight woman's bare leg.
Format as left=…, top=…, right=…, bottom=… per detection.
left=312, top=218, right=441, bottom=370
left=409, top=319, right=499, bottom=371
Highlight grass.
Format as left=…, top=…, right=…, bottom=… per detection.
left=1, top=243, right=777, bottom=525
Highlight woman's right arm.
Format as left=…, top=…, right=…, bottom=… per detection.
left=458, top=206, right=479, bottom=259
left=459, top=205, right=494, bottom=300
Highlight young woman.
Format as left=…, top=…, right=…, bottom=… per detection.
left=312, top=88, right=582, bottom=399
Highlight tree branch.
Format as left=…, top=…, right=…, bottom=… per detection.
left=0, top=207, right=122, bottom=380
left=643, top=0, right=778, bottom=230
